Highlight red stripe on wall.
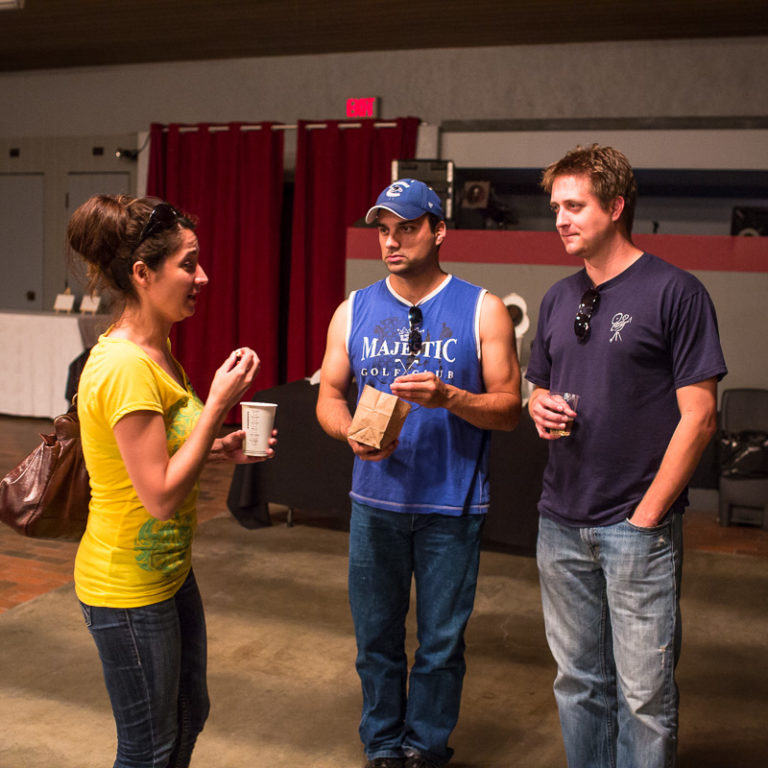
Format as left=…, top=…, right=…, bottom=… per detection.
left=346, top=228, right=768, bottom=272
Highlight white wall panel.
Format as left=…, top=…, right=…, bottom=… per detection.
left=441, top=129, right=768, bottom=170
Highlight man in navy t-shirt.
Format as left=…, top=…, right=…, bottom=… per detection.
left=526, top=144, right=727, bottom=768
left=317, top=179, right=521, bottom=768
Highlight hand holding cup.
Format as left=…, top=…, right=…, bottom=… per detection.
left=532, top=390, right=580, bottom=440
left=546, top=391, right=580, bottom=437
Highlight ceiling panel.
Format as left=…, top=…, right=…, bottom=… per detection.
left=0, top=0, right=766, bottom=72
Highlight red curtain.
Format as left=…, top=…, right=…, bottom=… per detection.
left=147, top=122, right=284, bottom=414
left=286, top=116, right=420, bottom=381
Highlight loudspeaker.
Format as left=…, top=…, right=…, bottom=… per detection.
left=392, top=159, right=454, bottom=220
left=731, top=206, right=768, bottom=236
left=461, top=181, right=491, bottom=209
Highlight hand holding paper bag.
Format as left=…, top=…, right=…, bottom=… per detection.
left=347, top=384, right=411, bottom=450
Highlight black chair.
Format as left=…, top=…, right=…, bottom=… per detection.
left=718, top=388, right=768, bottom=529
left=66, top=347, right=92, bottom=405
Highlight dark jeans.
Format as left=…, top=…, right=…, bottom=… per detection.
left=349, top=500, right=485, bottom=764
left=79, top=569, right=209, bottom=768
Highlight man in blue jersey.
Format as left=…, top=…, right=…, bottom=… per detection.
left=526, top=145, right=727, bottom=768
left=316, top=179, right=521, bottom=768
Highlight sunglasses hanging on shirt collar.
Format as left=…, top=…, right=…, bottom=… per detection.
left=574, top=288, right=600, bottom=341
left=408, top=305, right=423, bottom=355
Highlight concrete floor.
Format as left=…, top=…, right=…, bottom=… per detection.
left=1, top=509, right=767, bottom=767
left=1, top=415, right=767, bottom=767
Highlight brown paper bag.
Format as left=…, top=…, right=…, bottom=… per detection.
left=348, top=384, right=411, bottom=449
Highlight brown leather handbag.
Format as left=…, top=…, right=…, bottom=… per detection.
left=0, top=402, right=90, bottom=540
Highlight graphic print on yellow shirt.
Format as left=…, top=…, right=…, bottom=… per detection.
left=75, top=334, right=204, bottom=608
left=133, top=388, right=202, bottom=575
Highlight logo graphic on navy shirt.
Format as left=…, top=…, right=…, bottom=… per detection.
left=609, top=312, right=632, bottom=342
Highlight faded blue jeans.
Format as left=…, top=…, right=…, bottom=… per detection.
left=349, top=500, right=485, bottom=765
left=79, top=569, right=209, bottom=768
left=537, top=513, right=683, bottom=768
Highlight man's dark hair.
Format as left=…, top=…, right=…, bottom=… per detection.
left=426, top=213, right=442, bottom=232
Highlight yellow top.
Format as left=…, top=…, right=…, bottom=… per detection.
left=75, top=334, right=203, bottom=608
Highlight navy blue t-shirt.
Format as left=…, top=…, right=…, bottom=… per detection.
left=526, top=252, right=727, bottom=527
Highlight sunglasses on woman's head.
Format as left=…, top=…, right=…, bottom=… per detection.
left=137, top=203, right=184, bottom=247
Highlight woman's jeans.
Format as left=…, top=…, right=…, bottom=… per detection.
left=349, top=500, right=485, bottom=764
left=79, top=569, right=209, bottom=768
left=537, top=513, right=683, bottom=768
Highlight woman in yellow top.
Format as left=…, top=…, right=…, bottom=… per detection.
left=67, top=194, right=275, bottom=768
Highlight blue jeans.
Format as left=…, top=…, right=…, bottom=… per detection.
left=349, top=500, right=484, bottom=764
left=79, top=569, right=210, bottom=768
left=537, top=513, right=683, bottom=768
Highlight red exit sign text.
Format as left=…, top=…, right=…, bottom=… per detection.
left=346, top=97, right=378, bottom=118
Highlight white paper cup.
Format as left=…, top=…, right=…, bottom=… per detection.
left=240, top=402, right=277, bottom=456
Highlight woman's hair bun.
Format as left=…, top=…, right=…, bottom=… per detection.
left=67, top=195, right=190, bottom=297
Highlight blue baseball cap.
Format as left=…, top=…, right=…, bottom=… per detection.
left=365, top=178, right=444, bottom=224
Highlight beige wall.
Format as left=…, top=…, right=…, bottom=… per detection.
left=0, top=135, right=137, bottom=308
left=1, top=38, right=766, bottom=139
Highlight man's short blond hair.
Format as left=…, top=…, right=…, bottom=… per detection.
left=541, top=144, right=638, bottom=235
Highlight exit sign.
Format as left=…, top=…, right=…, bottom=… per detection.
left=346, top=97, right=378, bottom=119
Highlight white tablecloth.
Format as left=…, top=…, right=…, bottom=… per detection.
left=0, top=311, right=109, bottom=418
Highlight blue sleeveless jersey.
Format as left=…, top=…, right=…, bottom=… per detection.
left=347, top=275, right=490, bottom=516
